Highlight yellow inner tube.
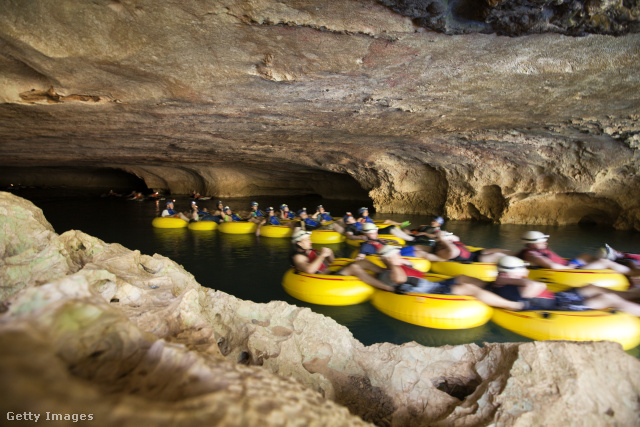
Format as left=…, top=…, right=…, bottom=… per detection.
left=281, top=266, right=375, bottom=306
left=152, top=217, right=188, bottom=229
left=188, top=221, right=218, bottom=231
left=491, top=308, right=640, bottom=351
left=218, top=221, right=258, bottom=234
left=260, top=225, right=293, bottom=238
left=430, top=261, right=498, bottom=281
left=310, top=230, right=345, bottom=244
left=526, top=268, right=629, bottom=292
left=370, top=273, right=493, bottom=329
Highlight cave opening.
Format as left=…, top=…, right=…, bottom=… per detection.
left=578, top=213, right=614, bottom=228
left=0, top=166, right=149, bottom=193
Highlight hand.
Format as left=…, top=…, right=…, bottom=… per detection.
left=356, top=253, right=366, bottom=261
left=320, top=247, right=333, bottom=258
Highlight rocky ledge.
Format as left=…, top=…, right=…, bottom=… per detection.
left=1, top=191, right=640, bottom=426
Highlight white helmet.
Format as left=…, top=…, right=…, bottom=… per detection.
left=362, top=222, right=378, bottom=233
left=291, top=230, right=312, bottom=243
left=497, top=256, right=529, bottom=273
left=521, top=231, right=549, bottom=244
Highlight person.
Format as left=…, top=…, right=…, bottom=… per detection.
left=279, top=204, right=295, bottom=220
left=482, top=256, right=640, bottom=316
left=221, top=206, right=243, bottom=222
left=312, top=205, right=333, bottom=223
left=376, top=247, right=529, bottom=310
left=517, top=231, right=640, bottom=277
left=191, top=201, right=219, bottom=222
left=295, top=208, right=344, bottom=233
left=255, top=207, right=282, bottom=236
left=433, top=231, right=512, bottom=263
left=356, top=222, right=446, bottom=262
left=600, top=244, right=640, bottom=267
left=249, top=201, right=265, bottom=218
left=161, top=200, right=191, bottom=222
left=409, top=216, right=445, bottom=246
left=356, top=207, right=411, bottom=229
left=344, top=213, right=419, bottom=246
left=289, top=230, right=395, bottom=292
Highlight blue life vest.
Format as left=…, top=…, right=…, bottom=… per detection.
left=318, top=212, right=332, bottom=222
left=268, top=216, right=281, bottom=225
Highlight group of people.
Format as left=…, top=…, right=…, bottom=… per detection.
left=288, top=213, right=640, bottom=316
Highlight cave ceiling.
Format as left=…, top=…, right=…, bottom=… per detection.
left=1, top=0, right=639, bottom=228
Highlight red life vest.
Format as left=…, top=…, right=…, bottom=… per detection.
left=452, top=241, right=472, bottom=260
left=307, top=249, right=330, bottom=273
left=518, top=247, right=568, bottom=266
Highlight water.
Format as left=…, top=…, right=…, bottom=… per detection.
left=8, top=188, right=640, bottom=355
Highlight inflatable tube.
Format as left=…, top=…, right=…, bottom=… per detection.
left=491, top=308, right=640, bottom=351
left=430, top=261, right=498, bottom=281
left=282, top=265, right=375, bottom=306
left=371, top=273, right=493, bottom=329
left=310, top=230, right=345, bottom=244
left=218, top=221, right=258, bottom=234
left=526, top=268, right=629, bottom=292
left=188, top=221, right=218, bottom=231
left=260, top=225, right=293, bottom=238
left=152, top=217, right=188, bottom=229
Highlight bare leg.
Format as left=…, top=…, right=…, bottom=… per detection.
left=582, top=292, right=640, bottom=317
left=340, top=262, right=395, bottom=292
left=451, top=282, right=525, bottom=311
left=411, top=248, right=448, bottom=262
left=434, top=239, right=460, bottom=260
left=389, top=227, right=415, bottom=241
left=477, top=252, right=510, bottom=263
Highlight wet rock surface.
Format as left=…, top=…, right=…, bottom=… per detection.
left=0, top=0, right=639, bottom=230
left=2, top=191, right=640, bottom=426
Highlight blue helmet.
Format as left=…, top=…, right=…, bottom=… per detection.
left=358, top=207, right=368, bottom=214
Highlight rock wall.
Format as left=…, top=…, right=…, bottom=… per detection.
left=2, top=191, right=640, bottom=425
left=0, top=1, right=639, bottom=229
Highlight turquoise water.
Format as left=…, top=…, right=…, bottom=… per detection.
left=11, top=188, right=640, bottom=355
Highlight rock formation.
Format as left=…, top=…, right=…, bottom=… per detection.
left=2, top=191, right=640, bottom=426
left=0, top=1, right=639, bottom=230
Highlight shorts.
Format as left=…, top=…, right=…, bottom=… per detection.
left=379, top=271, right=454, bottom=295
left=377, top=225, right=395, bottom=235
left=400, top=246, right=416, bottom=257
left=553, top=289, right=591, bottom=311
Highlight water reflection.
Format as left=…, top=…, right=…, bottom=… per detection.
left=152, top=228, right=189, bottom=258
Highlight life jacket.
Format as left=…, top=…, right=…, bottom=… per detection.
left=452, top=241, right=472, bottom=261
left=359, top=239, right=386, bottom=255
left=267, top=216, right=281, bottom=225
left=517, top=247, right=568, bottom=266
left=303, top=218, right=319, bottom=229
left=165, top=208, right=176, bottom=216
left=291, top=248, right=329, bottom=274
left=318, top=212, right=332, bottom=222
left=345, top=223, right=363, bottom=235
left=357, top=216, right=375, bottom=224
